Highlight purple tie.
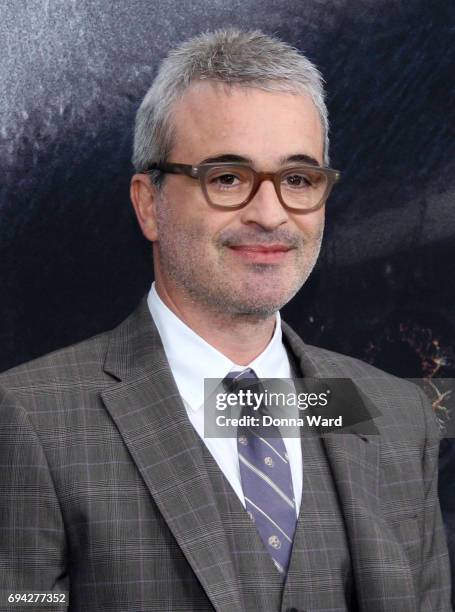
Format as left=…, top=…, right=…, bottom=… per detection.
left=223, top=369, right=297, bottom=576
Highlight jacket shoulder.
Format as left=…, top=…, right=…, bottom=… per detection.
left=303, top=342, right=424, bottom=404
left=0, top=328, right=111, bottom=391
left=283, top=319, right=403, bottom=382
left=282, top=321, right=435, bottom=437
left=304, top=342, right=402, bottom=381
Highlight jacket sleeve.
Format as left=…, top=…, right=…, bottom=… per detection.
left=0, top=387, right=69, bottom=611
left=418, top=386, right=452, bottom=611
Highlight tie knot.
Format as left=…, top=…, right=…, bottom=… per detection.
left=222, top=368, right=259, bottom=393
left=222, top=368, right=269, bottom=418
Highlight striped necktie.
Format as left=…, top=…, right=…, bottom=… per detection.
left=223, top=368, right=297, bottom=576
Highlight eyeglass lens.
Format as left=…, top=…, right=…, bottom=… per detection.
left=203, top=165, right=328, bottom=209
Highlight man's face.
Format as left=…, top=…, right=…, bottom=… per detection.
left=148, top=82, right=326, bottom=318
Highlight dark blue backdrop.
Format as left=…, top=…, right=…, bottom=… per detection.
left=1, top=0, right=454, bottom=602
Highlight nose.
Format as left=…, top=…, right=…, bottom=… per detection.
left=239, top=178, right=288, bottom=231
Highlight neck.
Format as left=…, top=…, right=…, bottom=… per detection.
left=154, top=281, right=277, bottom=366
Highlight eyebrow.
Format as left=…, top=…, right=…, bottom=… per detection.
left=280, top=153, right=321, bottom=167
left=199, top=153, right=322, bottom=167
left=200, top=154, right=253, bottom=164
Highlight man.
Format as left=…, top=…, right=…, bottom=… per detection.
left=0, top=29, right=451, bottom=612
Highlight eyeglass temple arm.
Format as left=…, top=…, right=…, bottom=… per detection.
left=143, top=163, right=199, bottom=179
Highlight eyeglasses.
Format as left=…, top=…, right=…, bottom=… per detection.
left=141, top=162, right=341, bottom=212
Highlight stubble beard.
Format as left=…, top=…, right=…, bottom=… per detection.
left=155, top=193, right=324, bottom=320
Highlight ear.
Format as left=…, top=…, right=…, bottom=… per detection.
left=130, top=174, right=159, bottom=242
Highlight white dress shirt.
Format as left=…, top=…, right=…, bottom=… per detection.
left=147, top=282, right=303, bottom=516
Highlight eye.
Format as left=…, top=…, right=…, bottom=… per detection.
left=283, top=173, right=313, bottom=188
left=215, top=173, right=240, bottom=186
left=208, top=171, right=246, bottom=191
left=205, top=165, right=252, bottom=191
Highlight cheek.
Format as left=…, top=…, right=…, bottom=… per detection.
left=156, top=184, right=209, bottom=234
left=157, top=193, right=235, bottom=249
left=294, top=210, right=325, bottom=239
left=155, top=200, right=209, bottom=254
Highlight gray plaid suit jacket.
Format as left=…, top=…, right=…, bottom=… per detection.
left=0, top=297, right=451, bottom=611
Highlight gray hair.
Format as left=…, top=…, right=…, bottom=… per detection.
left=133, top=29, right=330, bottom=182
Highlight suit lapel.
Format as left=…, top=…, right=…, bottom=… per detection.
left=282, top=322, right=417, bottom=611
left=101, top=298, right=244, bottom=612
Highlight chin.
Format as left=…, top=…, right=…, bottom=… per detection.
left=228, top=295, right=290, bottom=317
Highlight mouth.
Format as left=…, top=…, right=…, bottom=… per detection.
left=228, top=244, right=294, bottom=264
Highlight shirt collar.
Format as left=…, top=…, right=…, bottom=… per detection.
left=147, top=282, right=291, bottom=411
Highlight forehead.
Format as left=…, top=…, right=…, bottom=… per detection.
left=169, top=81, right=324, bottom=166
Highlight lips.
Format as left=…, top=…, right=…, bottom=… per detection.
left=229, top=244, right=293, bottom=263
left=230, top=244, right=292, bottom=253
